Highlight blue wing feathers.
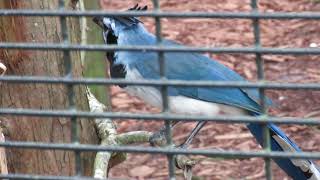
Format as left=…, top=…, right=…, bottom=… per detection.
left=130, top=50, right=265, bottom=113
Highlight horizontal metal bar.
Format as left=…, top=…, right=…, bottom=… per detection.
left=0, top=108, right=319, bottom=125
left=0, top=141, right=319, bottom=160
left=1, top=75, right=320, bottom=90
left=0, top=174, right=107, bottom=180
left=1, top=10, right=320, bottom=19
left=1, top=43, right=320, bottom=54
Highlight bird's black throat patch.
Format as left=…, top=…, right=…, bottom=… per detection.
left=110, top=63, right=127, bottom=88
left=106, top=31, right=118, bottom=64
left=106, top=31, right=127, bottom=88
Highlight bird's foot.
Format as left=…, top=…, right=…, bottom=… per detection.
left=149, top=129, right=167, bottom=147
left=149, top=121, right=179, bottom=146
left=175, top=154, right=196, bottom=180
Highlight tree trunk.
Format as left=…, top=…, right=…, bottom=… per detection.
left=0, top=0, right=100, bottom=176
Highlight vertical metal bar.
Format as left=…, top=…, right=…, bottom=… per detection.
left=251, top=1, right=272, bottom=180
left=58, top=0, right=81, bottom=177
left=152, top=1, right=175, bottom=179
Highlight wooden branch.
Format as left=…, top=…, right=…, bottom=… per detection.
left=87, top=88, right=196, bottom=179
left=87, top=88, right=116, bottom=179
left=116, top=131, right=153, bottom=145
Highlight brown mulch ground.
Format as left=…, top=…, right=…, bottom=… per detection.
left=100, top=0, right=320, bottom=179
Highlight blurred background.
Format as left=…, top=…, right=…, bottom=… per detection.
left=85, top=0, right=320, bottom=179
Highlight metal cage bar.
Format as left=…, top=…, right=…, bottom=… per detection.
left=152, top=0, right=176, bottom=179
left=0, top=108, right=319, bottom=125
left=1, top=10, right=320, bottom=19
left=0, top=141, right=319, bottom=159
left=1, top=42, right=320, bottom=54
left=250, top=0, right=272, bottom=179
left=58, top=0, right=81, bottom=177
left=1, top=76, right=320, bottom=89
left=0, top=1, right=319, bottom=180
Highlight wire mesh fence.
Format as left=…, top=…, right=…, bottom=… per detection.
left=0, top=0, right=319, bottom=179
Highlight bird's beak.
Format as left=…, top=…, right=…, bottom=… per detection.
left=93, top=16, right=107, bottom=30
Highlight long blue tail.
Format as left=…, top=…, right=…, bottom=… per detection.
left=247, top=115, right=320, bottom=180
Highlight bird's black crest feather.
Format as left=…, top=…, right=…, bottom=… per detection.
left=115, top=4, right=148, bottom=27
left=92, top=4, right=147, bottom=29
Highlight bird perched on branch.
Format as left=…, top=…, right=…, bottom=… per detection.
left=93, top=4, right=320, bottom=180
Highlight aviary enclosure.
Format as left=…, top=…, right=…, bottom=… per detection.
left=0, top=0, right=320, bottom=179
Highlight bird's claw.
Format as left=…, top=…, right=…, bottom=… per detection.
left=175, top=154, right=195, bottom=180
left=149, top=130, right=167, bottom=147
